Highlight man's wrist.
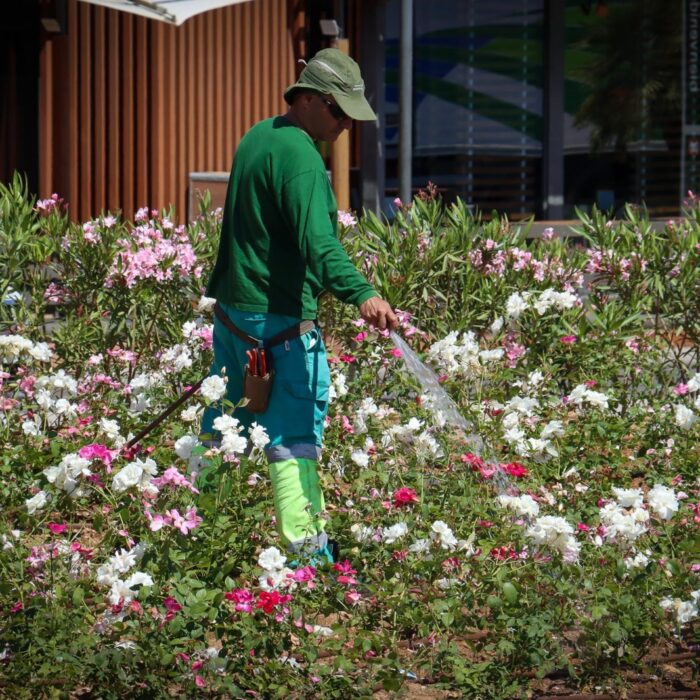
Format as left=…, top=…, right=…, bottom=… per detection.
left=355, top=289, right=378, bottom=307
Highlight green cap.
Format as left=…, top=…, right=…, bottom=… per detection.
left=284, top=48, right=377, bottom=121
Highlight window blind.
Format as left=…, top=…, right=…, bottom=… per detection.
left=565, top=0, right=681, bottom=217
left=385, top=0, right=545, bottom=218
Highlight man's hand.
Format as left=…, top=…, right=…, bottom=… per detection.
left=358, top=296, right=399, bottom=330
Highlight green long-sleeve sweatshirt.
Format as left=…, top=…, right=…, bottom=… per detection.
left=206, top=116, right=376, bottom=320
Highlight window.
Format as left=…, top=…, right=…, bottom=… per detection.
left=385, top=0, right=544, bottom=218
left=383, top=0, right=683, bottom=218
left=564, top=0, right=681, bottom=217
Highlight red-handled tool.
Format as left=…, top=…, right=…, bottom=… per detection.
left=246, top=349, right=257, bottom=375
left=260, top=348, right=267, bottom=376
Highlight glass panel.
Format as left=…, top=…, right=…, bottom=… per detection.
left=383, top=0, right=681, bottom=218
left=564, top=0, right=681, bottom=217
left=384, top=0, right=544, bottom=219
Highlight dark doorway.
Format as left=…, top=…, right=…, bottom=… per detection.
left=0, top=2, right=40, bottom=191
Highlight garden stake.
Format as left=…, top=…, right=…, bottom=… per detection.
left=124, top=377, right=204, bottom=451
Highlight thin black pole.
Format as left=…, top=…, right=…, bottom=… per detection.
left=125, top=377, right=204, bottom=450
left=399, top=0, right=413, bottom=206
left=542, top=0, right=565, bottom=220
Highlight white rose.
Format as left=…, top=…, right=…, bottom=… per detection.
left=382, top=522, right=408, bottom=544
left=196, top=296, right=217, bottom=313
left=28, top=342, right=53, bottom=362
left=124, top=571, right=154, bottom=589
left=96, top=563, right=118, bottom=586
left=221, top=431, right=247, bottom=455
left=568, top=384, right=588, bottom=405
left=675, top=404, right=697, bottom=430
left=22, top=418, right=41, bottom=436
left=409, top=538, right=431, bottom=554
left=686, top=372, right=700, bottom=393
left=174, top=434, right=199, bottom=460
left=351, top=450, right=370, bottom=468
left=585, top=389, right=609, bottom=410
left=624, top=551, right=650, bottom=569
left=248, top=423, right=270, bottom=450
left=200, top=375, right=227, bottom=402
left=350, top=523, right=374, bottom=543
left=213, top=415, right=240, bottom=434
left=647, top=484, right=679, bottom=521
left=35, top=388, right=53, bottom=410
left=110, top=548, right=137, bottom=574
left=612, top=487, right=643, bottom=508
left=526, top=515, right=578, bottom=559
left=25, top=490, right=48, bottom=514
left=108, top=579, right=136, bottom=605
left=112, top=463, right=143, bottom=492
left=505, top=293, right=528, bottom=319
left=533, top=290, right=555, bottom=315
left=180, top=405, right=201, bottom=422
left=479, top=348, right=504, bottom=363
left=498, top=494, right=540, bottom=518
left=258, top=546, right=287, bottom=571
left=258, top=567, right=292, bottom=592
left=503, top=426, right=526, bottom=444
left=431, top=520, right=458, bottom=550
left=100, top=417, right=123, bottom=442
left=435, top=578, right=460, bottom=590
left=540, top=420, right=564, bottom=439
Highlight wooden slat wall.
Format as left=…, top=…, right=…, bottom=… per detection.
left=38, top=0, right=296, bottom=222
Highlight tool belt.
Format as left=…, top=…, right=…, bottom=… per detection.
left=214, top=302, right=316, bottom=413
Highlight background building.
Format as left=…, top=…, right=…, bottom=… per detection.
left=0, top=0, right=691, bottom=221
left=1, top=0, right=308, bottom=221
left=384, top=0, right=684, bottom=219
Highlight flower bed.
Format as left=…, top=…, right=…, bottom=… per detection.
left=0, top=176, right=698, bottom=698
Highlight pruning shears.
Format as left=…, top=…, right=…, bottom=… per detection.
left=246, top=348, right=268, bottom=376
left=246, top=349, right=258, bottom=375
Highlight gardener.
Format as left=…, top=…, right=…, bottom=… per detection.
left=201, top=48, right=397, bottom=564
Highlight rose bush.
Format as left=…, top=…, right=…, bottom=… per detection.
left=0, top=176, right=698, bottom=698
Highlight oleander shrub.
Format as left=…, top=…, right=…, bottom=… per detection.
left=0, top=175, right=698, bottom=698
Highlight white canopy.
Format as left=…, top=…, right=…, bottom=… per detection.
left=77, top=0, right=253, bottom=26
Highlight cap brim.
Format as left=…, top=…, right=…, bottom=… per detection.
left=333, top=91, right=377, bottom=121
left=284, top=82, right=317, bottom=105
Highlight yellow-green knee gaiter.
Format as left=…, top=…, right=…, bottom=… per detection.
left=268, top=458, right=327, bottom=551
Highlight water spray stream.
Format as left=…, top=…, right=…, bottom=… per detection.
left=390, top=331, right=511, bottom=494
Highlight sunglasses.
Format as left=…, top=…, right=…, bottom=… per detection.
left=319, top=96, right=349, bottom=121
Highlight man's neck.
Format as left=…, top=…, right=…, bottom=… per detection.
left=284, top=108, right=311, bottom=138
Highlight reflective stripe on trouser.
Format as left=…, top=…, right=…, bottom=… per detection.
left=268, top=457, right=328, bottom=552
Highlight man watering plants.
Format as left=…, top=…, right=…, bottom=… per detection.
left=201, top=48, right=398, bottom=565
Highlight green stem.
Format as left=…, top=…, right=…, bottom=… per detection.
left=128, top=293, right=166, bottom=383
left=662, top=523, right=676, bottom=559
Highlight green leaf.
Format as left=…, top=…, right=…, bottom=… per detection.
left=440, top=611, right=455, bottom=627
left=72, top=586, right=84, bottom=606
left=487, top=595, right=503, bottom=610
left=615, top=560, right=627, bottom=580
left=502, top=582, right=519, bottom=605
left=591, top=604, right=607, bottom=620
left=666, top=560, right=682, bottom=577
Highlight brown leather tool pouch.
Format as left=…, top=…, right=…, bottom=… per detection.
left=242, top=367, right=275, bottom=413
